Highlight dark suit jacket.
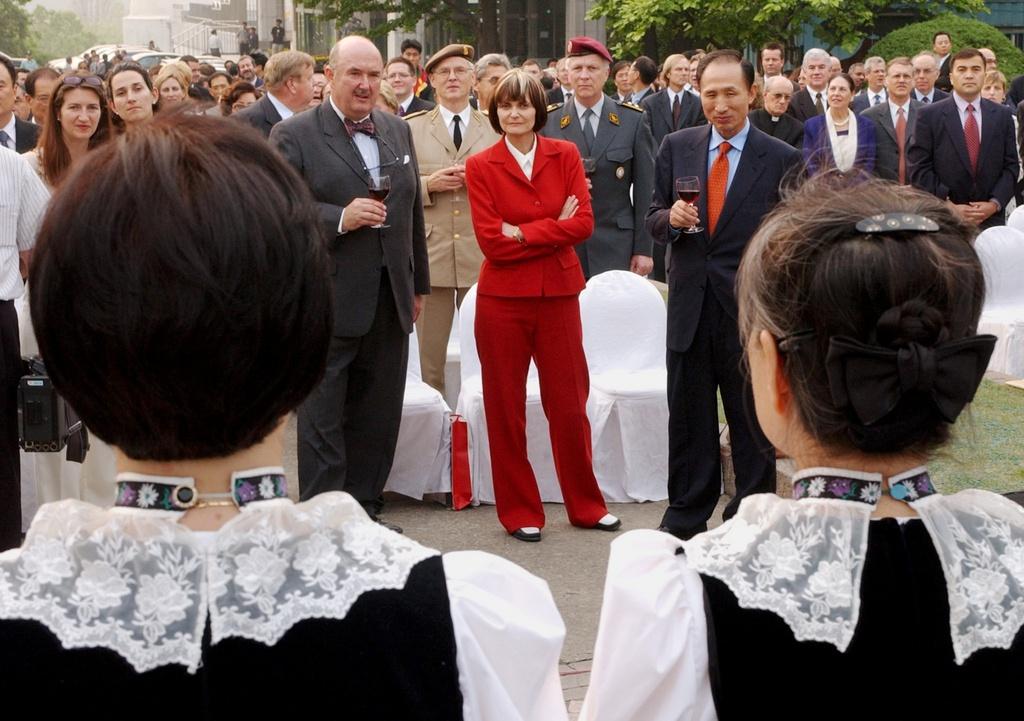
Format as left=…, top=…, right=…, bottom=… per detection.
left=862, top=100, right=921, bottom=182
left=270, top=103, right=429, bottom=336
left=851, top=88, right=887, bottom=114
left=912, top=88, right=949, bottom=104
left=645, top=124, right=801, bottom=352
left=748, top=109, right=803, bottom=149
left=546, top=87, right=572, bottom=105
left=402, top=95, right=435, bottom=116
left=234, top=94, right=282, bottom=138
left=641, top=89, right=705, bottom=148
left=14, top=118, right=39, bottom=153
left=465, top=136, right=593, bottom=298
left=802, top=113, right=876, bottom=177
left=788, top=87, right=827, bottom=123
left=936, top=55, right=952, bottom=92
left=909, top=96, right=1019, bottom=227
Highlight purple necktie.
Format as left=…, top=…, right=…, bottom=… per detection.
left=345, top=117, right=376, bottom=138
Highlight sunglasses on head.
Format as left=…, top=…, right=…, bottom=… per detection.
left=62, top=75, right=104, bottom=89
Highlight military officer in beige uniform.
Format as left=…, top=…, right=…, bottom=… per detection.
left=406, top=44, right=501, bottom=395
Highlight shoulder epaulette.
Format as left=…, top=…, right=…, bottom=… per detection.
left=618, top=101, right=644, bottom=112
left=547, top=102, right=564, bottom=112
left=402, top=109, right=430, bottom=121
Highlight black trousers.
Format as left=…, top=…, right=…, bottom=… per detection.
left=0, top=301, right=20, bottom=550
left=662, top=289, right=775, bottom=535
left=297, top=275, right=408, bottom=515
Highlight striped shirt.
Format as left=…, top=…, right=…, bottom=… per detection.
left=0, top=148, right=49, bottom=300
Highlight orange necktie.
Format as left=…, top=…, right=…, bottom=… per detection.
left=708, top=141, right=731, bottom=235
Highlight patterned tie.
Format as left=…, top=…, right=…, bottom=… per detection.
left=964, top=103, right=980, bottom=176
left=397, top=105, right=406, bottom=117
left=814, top=93, right=824, bottom=115
left=896, top=107, right=907, bottom=184
left=707, top=141, right=731, bottom=235
left=452, top=114, right=462, bottom=150
left=873, top=93, right=882, bottom=106
left=344, top=117, right=376, bottom=137
left=672, top=94, right=681, bottom=128
left=0, top=130, right=10, bottom=150
left=582, top=108, right=596, bottom=153
left=922, top=95, right=930, bottom=103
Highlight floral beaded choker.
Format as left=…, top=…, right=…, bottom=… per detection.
left=114, top=466, right=289, bottom=511
left=791, top=466, right=937, bottom=505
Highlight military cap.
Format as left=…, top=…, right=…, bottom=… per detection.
left=566, top=37, right=613, bottom=64
left=425, top=44, right=475, bottom=75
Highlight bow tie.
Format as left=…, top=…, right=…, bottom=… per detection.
left=345, top=117, right=376, bottom=137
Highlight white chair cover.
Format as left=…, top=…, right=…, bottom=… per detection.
left=455, top=286, right=563, bottom=505
left=384, top=326, right=452, bottom=499
left=976, top=226, right=1024, bottom=377
left=443, top=309, right=462, bottom=411
left=1006, top=206, right=1024, bottom=234
left=579, top=271, right=669, bottom=502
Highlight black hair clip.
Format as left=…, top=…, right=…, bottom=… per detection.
left=855, top=213, right=940, bottom=234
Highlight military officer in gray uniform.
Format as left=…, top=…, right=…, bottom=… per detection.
left=541, top=37, right=655, bottom=279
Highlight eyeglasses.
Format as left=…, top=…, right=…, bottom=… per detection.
left=62, top=75, right=104, bottom=89
left=432, top=67, right=471, bottom=79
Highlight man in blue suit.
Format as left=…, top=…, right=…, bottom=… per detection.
left=646, top=50, right=801, bottom=539
left=909, top=47, right=1019, bottom=229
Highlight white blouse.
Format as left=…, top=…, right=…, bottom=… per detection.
left=825, top=109, right=858, bottom=172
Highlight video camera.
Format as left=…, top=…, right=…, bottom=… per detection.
left=18, top=356, right=89, bottom=463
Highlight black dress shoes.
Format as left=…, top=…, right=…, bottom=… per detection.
left=372, top=517, right=404, bottom=534
left=657, top=523, right=706, bottom=540
left=511, top=528, right=542, bottom=542
left=592, top=516, right=622, bottom=531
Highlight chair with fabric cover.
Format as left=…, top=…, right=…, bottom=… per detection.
left=455, top=285, right=565, bottom=505
left=579, top=271, right=669, bottom=501
left=443, top=311, right=461, bottom=411
left=384, top=326, right=451, bottom=499
left=976, top=226, right=1024, bottom=377
left=1007, top=206, right=1024, bottom=234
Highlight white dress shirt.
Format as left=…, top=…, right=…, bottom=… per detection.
left=952, top=92, right=983, bottom=137
left=888, top=99, right=912, bottom=128
left=505, top=134, right=537, bottom=180
left=573, top=95, right=605, bottom=138
left=808, top=87, right=829, bottom=112
left=266, top=91, right=294, bottom=121
left=438, top=105, right=472, bottom=143
left=0, top=148, right=48, bottom=300
left=329, top=97, right=381, bottom=234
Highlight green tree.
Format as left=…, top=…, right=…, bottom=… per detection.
left=873, top=12, right=1024, bottom=78
left=0, top=0, right=32, bottom=57
left=589, top=0, right=986, bottom=59
left=29, top=7, right=98, bottom=63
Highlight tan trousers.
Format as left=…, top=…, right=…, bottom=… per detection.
left=416, top=286, right=469, bottom=395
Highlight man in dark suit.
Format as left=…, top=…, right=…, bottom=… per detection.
left=235, top=50, right=314, bottom=138
left=546, top=57, right=572, bottom=105
left=748, top=75, right=803, bottom=148
left=934, top=31, right=953, bottom=92
left=542, top=37, right=655, bottom=279
left=270, top=36, right=429, bottom=531
left=629, top=56, right=658, bottom=104
left=788, top=48, right=831, bottom=122
left=863, top=57, right=920, bottom=183
left=386, top=57, right=435, bottom=117
left=0, top=56, right=38, bottom=153
left=909, top=48, right=1019, bottom=230
left=851, top=56, right=887, bottom=113
left=911, top=52, right=950, bottom=104
left=647, top=50, right=800, bottom=540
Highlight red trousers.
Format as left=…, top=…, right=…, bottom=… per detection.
left=475, top=293, right=609, bottom=532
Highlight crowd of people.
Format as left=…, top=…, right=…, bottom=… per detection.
left=1, top=26, right=1023, bottom=717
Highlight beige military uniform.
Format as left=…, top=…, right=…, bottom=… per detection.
left=407, top=105, right=500, bottom=394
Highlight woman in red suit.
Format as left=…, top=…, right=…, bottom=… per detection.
left=465, top=69, right=620, bottom=542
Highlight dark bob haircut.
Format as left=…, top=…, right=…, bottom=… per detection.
left=30, top=114, right=332, bottom=461
left=488, top=68, right=548, bottom=134
left=695, top=49, right=756, bottom=90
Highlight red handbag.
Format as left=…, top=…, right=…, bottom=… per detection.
left=450, top=414, right=472, bottom=510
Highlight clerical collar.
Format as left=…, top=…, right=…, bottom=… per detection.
left=114, top=466, right=289, bottom=511
left=792, top=466, right=937, bottom=505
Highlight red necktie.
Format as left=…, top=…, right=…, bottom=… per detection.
left=896, top=107, right=907, bottom=184
left=708, top=141, right=731, bottom=235
left=964, top=103, right=980, bottom=176
left=672, top=94, right=681, bottom=128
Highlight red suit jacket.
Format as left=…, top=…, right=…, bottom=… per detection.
left=466, top=135, right=594, bottom=297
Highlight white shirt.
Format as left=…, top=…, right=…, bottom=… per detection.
left=266, top=91, right=294, bottom=121
left=573, top=95, right=605, bottom=137
left=329, top=97, right=381, bottom=234
left=866, top=87, right=888, bottom=106
left=505, top=134, right=537, bottom=180
left=889, top=99, right=912, bottom=128
left=0, top=115, right=15, bottom=150
left=952, top=92, right=983, bottom=138
left=666, top=88, right=686, bottom=109
left=683, top=83, right=699, bottom=97
left=0, top=148, right=48, bottom=300
left=808, top=86, right=829, bottom=111
left=438, top=104, right=472, bottom=143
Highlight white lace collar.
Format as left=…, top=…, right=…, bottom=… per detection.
left=683, top=467, right=1024, bottom=664
left=0, top=492, right=438, bottom=674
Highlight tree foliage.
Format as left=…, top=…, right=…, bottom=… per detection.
left=0, top=0, right=32, bottom=57
left=29, top=7, right=98, bottom=63
left=589, top=0, right=986, bottom=59
left=873, top=12, right=1024, bottom=78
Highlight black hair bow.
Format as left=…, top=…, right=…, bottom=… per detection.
left=825, top=334, right=997, bottom=425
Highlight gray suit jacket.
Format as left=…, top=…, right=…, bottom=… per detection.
left=540, top=95, right=656, bottom=276
left=862, top=99, right=921, bottom=182
left=270, top=103, right=429, bottom=337
left=234, top=94, right=283, bottom=138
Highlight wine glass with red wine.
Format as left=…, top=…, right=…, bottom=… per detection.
left=674, top=176, right=703, bottom=234
left=369, top=174, right=390, bottom=228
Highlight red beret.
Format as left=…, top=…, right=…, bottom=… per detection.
left=566, top=37, right=613, bottom=64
